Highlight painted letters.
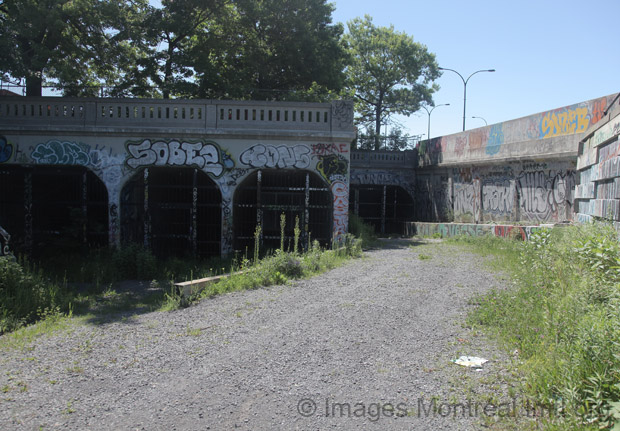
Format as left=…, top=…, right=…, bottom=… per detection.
left=541, top=107, right=590, bottom=138
left=239, top=144, right=310, bottom=169
left=125, top=139, right=224, bottom=176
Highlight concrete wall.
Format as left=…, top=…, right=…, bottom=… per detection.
left=415, top=94, right=616, bottom=224
left=0, top=97, right=355, bottom=255
left=575, top=94, right=620, bottom=227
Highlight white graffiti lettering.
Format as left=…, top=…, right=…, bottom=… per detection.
left=240, top=144, right=310, bottom=169
left=126, top=139, right=224, bottom=176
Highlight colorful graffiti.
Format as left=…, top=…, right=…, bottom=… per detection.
left=125, top=139, right=224, bottom=176
left=331, top=177, right=349, bottom=241
left=311, top=142, right=349, bottom=156
left=486, top=124, right=504, bottom=156
left=31, top=140, right=91, bottom=165
left=239, top=144, right=310, bottom=169
left=0, top=136, right=13, bottom=163
left=412, top=222, right=544, bottom=240
left=540, top=106, right=590, bottom=138
left=317, top=154, right=348, bottom=182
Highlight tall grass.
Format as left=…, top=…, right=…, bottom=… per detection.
left=452, top=223, right=620, bottom=429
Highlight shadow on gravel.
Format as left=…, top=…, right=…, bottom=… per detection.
left=70, top=280, right=168, bottom=327
left=364, top=237, right=441, bottom=250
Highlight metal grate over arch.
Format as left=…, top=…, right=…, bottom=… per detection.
left=350, top=185, right=414, bottom=235
left=233, top=170, right=332, bottom=254
left=121, top=167, right=221, bottom=258
left=0, top=165, right=108, bottom=256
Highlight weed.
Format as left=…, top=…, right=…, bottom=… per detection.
left=454, top=222, right=620, bottom=429
left=418, top=254, right=432, bottom=260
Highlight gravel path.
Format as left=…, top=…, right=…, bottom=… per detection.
left=0, top=239, right=511, bottom=430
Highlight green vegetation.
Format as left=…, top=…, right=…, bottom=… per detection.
left=348, top=213, right=378, bottom=248
left=451, top=223, right=620, bottom=430
left=1, top=217, right=364, bottom=335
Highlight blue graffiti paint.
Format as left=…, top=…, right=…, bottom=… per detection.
left=486, top=124, right=504, bottom=156
left=0, top=136, right=13, bottom=163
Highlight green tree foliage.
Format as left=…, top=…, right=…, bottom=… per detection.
left=356, top=126, right=418, bottom=151
left=192, top=0, right=348, bottom=101
left=0, top=0, right=149, bottom=97
left=345, top=15, right=440, bottom=150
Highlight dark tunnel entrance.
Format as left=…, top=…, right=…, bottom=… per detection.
left=121, top=167, right=221, bottom=258
left=0, top=165, right=108, bottom=256
left=350, top=185, right=414, bottom=235
left=233, top=170, right=332, bottom=253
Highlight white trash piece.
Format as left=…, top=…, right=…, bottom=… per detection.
left=452, top=356, right=488, bottom=368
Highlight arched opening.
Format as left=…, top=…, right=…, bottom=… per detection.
left=0, top=165, right=108, bottom=256
left=350, top=185, right=414, bottom=235
left=233, top=170, right=332, bottom=253
left=120, top=167, right=221, bottom=258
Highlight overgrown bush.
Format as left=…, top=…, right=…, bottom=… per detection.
left=348, top=213, right=377, bottom=248
left=0, top=257, right=73, bottom=334
left=462, top=222, right=620, bottom=429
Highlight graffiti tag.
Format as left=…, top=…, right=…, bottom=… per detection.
left=311, top=142, right=348, bottom=156
left=126, top=139, right=224, bottom=176
left=31, top=140, right=90, bottom=165
left=541, top=107, right=590, bottom=138
left=486, top=124, right=504, bottom=156
left=0, top=136, right=13, bottom=163
left=239, top=144, right=310, bottom=169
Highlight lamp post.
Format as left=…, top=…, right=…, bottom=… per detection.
left=438, top=67, right=495, bottom=131
left=471, top=116, right=487, bottom=126
left=421, top=103, right=450, bottom=141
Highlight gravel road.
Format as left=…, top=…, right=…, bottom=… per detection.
left=0, top=239, right=512, bottom=430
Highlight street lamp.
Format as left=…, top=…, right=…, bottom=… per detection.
left=438, top=67, right=495, bottom=131
left=421, top=103, right=450, bottom=141
left=471, top=116, right=487, bottom=126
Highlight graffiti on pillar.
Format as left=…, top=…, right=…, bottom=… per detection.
left=31, top=140, right=91, bottom=165
left=453, top=183, right=476, bottom=221
left=125, top=139, right=225, bottom=177
left=331, top=176, right=349, bottom=241
left=540, top=106, right=590, bottom=138
left=486, top=124, right=504, bottom=156
left=0, top=136, right=14, bottom=163
left=239, top=144, right=311, bottom=169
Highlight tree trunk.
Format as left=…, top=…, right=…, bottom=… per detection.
left=26, top=74, right=43, bottom=97
left=374, top=105, right=382, bottom=151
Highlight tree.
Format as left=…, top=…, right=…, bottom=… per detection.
left=192, top=0, right=348, bottom=101
left=345, top=15, right=440, bottom=150
left=356, top=126, right=417, bottom=151
left=0, top=0, right=147, bottom=97
left=139, top=0, right=229, bottom=99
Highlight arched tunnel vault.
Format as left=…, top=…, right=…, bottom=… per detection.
left=350, top=185, right=414, bottom=235
left=121, top=167, right=221, bottom=258
left=233, top=170, right=332, bottom=254
left=0, top=165, right=108, bottom=256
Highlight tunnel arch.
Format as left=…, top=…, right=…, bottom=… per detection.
left=349, top=184, right=414, bottom=235
left=233, top=169, right=332, bottom=254
left=120, top=167, right=222, bottom=258
left=0, top=164, right=109, bottom=257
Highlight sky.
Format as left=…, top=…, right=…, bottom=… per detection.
left=328, top=0, right=620, bottom=139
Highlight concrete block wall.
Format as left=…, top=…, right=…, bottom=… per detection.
left=575, top=95, right=620, bottom=227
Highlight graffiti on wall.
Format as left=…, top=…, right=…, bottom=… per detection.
left=317, top=154, right=348, bottom=181
left=486, top=124, right=504, bottom=156
left=414, top=222, right=543, bottom=240
left=540, top=106, right=590, bottom=138
left=31, top=140, right=91, bottom=165
left=239, top=144, right=310, bottom=169
left=517, top=169, right=574, bottom=222
left=0, top=136, right=14, bottom=163
left=125, top=139, right=225, bottom=176
left=311, top=142, right=349, bottom=156
left=482, top=178, right=514, bottom=218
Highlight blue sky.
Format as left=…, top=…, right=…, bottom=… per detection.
left=329, top=0, right=620, bottom=138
